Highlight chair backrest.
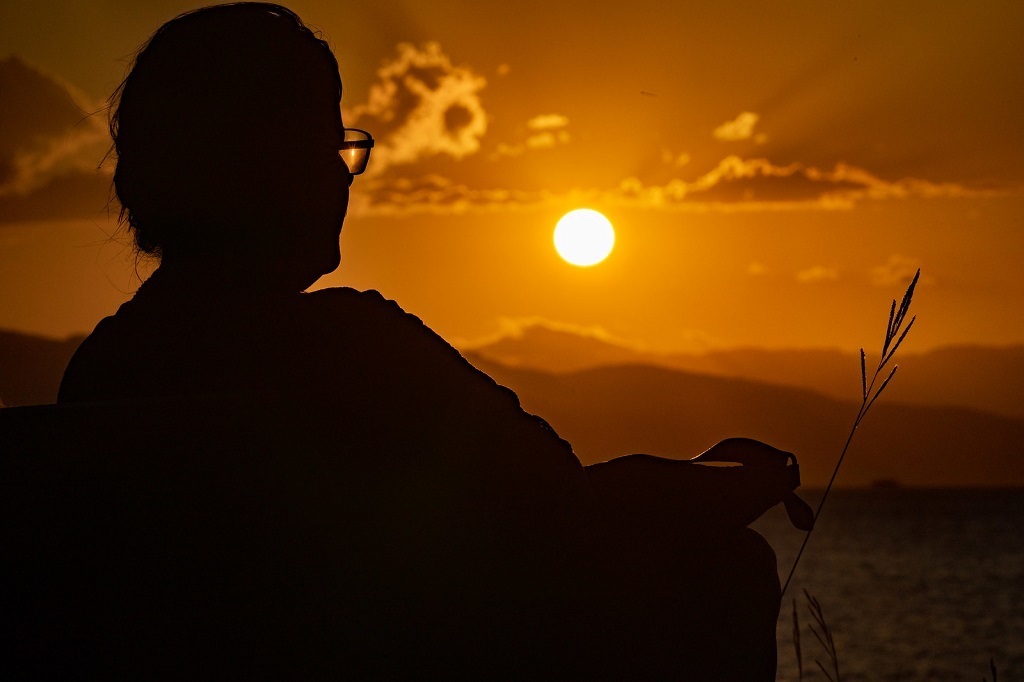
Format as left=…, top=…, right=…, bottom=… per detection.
left=1, top=396, right=585, bottom=677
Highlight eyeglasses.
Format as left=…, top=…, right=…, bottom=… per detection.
left=339, top=127, right=374, bottom=175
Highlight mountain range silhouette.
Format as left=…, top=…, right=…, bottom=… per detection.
left=468, top=355, right=1024, bottom=487
left=468, top=323, right=1024, bottom=420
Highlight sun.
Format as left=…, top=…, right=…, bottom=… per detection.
left=554, top=209, right=615, bottom=267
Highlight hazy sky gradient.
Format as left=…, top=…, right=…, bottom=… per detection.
left=1, top=0, right=1022, bottom=351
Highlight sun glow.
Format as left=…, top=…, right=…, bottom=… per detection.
left=554, top=209, right=615, bottom=267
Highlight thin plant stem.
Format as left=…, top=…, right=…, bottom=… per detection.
left=805, top=589, right=841, bottom=682
left=792, top=598, right=804, bottom=682
left=782, top=411, right=861, bottom=596
left=781, top=270, right=919, bottom=598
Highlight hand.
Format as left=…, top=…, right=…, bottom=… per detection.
left=693, top=438, right=814, bottom=530
left=691, top=437, right=795, bottom=469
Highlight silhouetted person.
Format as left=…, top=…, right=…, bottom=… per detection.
left=55, top=3, right=792, bottom=678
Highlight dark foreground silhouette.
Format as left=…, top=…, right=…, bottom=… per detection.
left=3, top=393, right=793, bottom=679
left=2, top=4, right=807, bottom=678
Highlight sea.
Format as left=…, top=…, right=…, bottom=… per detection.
left=753, top=488, right=1024, bottom=681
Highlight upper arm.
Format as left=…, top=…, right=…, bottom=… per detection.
left=301, top=289, right=591, bottom=511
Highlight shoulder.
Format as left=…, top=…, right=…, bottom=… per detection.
left=298, top=286, right=431, bottom=344
left=302, top=287, right=408, bottom=322
left=57, top=315, right=127, bottom=403
left=298, top=287, right=536, bottom=412
left=299, top=287, right=453, bottom=360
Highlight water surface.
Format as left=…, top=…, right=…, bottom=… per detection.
left=754, top=488, right=1024, bottom=680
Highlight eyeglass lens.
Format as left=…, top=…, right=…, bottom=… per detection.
left=340, top=129, right=372, bottom=175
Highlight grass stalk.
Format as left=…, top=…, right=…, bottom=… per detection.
left=804, top=589, right=841, bottom=682
left=792, top=598, right=804, bottom=681
left=781, top=270, right=919, bottom=597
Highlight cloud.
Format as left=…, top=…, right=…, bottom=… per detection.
left=611, top=156, right=999, bottom=211
left=526, top=114, right=569, bottom=131
left=344, top=43, right=487, bottom=174
left=0, top=57, right=108, bottom=193
left=349, top=173, right=555, bottom=216
left=796, top=266, right=840, bottom=283
left=870, top=255, right=928, bottom=287
left=0, top=172, right=113, bottom=224
left=713, top=112, right=764, bottom=142
left=661, top=149, right=691, bottom=167
left=491, top=142, right=524, bottom=158
left=461, top=316, right=644, bottom=351
left=354, top=153, right=1005, bottom=216
left=491, top=143, right=523, bottom=158
left=525, top=130, right=570, bottom=149
left=2, top=125, right=108, bottom=197
left=489, top=113, right=571, bottom=159
left=0, top=55, right=110, bottom=223
left=338, top=50, right=1001, bottom=216
left=747, top=262, right=768, bottom=276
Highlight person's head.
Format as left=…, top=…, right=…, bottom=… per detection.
left=110, top=2, right=360, bottom=289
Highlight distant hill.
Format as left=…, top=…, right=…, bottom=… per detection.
left=0, top=330, right=83, bottom=406
left=467, top=325, right=1024, bottom=420
left=468, top=355, right=1024, bottom=488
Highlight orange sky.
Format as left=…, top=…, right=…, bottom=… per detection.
left=1, top=0, right=1022, bottom=352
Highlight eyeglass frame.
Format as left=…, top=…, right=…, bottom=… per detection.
left=339, top=127, right=374, bottom=175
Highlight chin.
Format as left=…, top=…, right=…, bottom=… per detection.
left=320, top=243, right=342, bottom=275
left=295, top=246, right=341, bottom=291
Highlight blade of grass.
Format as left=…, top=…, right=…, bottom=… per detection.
left=815, top=659, right=836, bottom=682
left=892, top=269, right=920, bottom=333
left=792, top=598, right=804, bottom=682
left=883, top=299, right=896, bottom=356
left=782, top=270, right=919, bottom=597
left=882, top=316, right=916, bottom=369
left=860, top=349, right=867, bottom=401
left=864, top=365, right=899, bottom=414
left=805, top=589, right=841, bottom=682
